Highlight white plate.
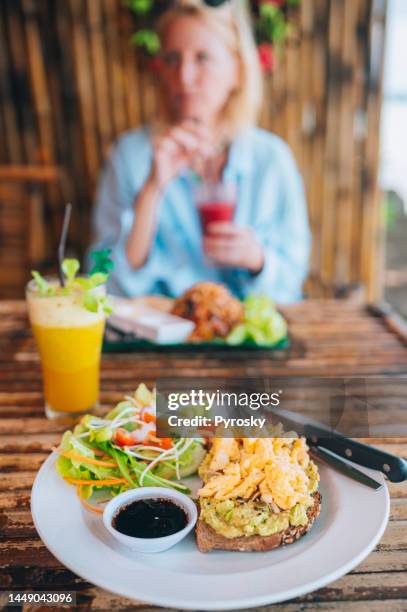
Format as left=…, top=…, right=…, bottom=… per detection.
left=31, top=453, right=389, bottom=610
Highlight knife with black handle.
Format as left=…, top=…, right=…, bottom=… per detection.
left=305, top=424, right=407, bottom=483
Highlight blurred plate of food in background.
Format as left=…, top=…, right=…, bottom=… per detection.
left=104, top=282, right=290, bottom=353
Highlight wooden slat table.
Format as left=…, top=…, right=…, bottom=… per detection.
left=0, top=299, right=406, bottom=611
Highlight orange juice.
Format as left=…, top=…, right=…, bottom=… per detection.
left=26, top=280, right=105, bottom=420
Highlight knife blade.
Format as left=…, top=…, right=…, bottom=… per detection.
left=309, top=444, right=383, bottom=490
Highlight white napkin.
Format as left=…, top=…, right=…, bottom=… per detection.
left=108, top=297, right=195, bottom=344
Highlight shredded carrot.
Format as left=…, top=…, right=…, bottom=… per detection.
left=60, top=450, right=116, bottom=468
left=65, top=477, right=127, bottom=486
left=149, top=435, right=173, bottom=449
left=142, top=412, right=156, bottom=424
left=76, top=485, right=103, bottom=515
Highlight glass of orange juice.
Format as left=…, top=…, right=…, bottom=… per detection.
left=26, top=276, right=107, bottom=423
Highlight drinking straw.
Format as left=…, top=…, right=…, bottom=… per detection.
left=58, top=203, right=72, bottom=287
left=187, top=116, right=222, bottom=182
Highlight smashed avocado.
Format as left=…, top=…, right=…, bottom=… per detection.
left=200, top=497, right=313, bottom=538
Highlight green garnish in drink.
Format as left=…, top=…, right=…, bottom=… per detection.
left=31, top=250, right=114, bottom=316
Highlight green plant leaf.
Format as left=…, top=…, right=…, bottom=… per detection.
left=131, top=30, right=160, bottom=54
left=259, top=3, right=280, bottom=20
left=62, top=258, right=80, bottom=282
left=272, top=19, right=288, bottom=44
left=127, top=0, right=153, bottom=15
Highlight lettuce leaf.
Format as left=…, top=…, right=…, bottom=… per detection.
left=155, top=441, right=206, bottom=479
left=226, top=294, right=288, bottom=346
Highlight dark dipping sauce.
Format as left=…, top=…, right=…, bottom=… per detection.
left=113, top=498, right=188, bottom=539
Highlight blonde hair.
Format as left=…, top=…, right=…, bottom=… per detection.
left=155, top=0, right=263, bottom=138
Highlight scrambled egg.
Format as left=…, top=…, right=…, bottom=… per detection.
left=198, top=437, right=319, bottom=512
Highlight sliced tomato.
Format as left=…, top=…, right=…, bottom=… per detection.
left=147, top=431, right=173, bottom=450
left=141, top=411, right=156, bottom=424
left=156, top=437, right=173, bottom=450
left=140, top=438, right=153, bottom=446
left=114, top=428, right=135, bottom=446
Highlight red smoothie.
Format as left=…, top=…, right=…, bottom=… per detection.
left=198, top=200, right=235, bottom=233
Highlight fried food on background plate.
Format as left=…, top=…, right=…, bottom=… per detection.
left=171, top=282, right=244, bottom=341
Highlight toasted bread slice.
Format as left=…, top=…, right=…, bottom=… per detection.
left=196, top=492, right=321, bottom=553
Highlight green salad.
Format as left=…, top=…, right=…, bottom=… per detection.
left=56, top=384, right=206, bottom=513
left=226, top=295, right=288, bottom=347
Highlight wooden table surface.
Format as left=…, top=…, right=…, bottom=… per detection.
left=0, top=299, right=407, bottom=611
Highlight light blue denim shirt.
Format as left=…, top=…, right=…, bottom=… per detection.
left=89, top=126, right=311, bottom=303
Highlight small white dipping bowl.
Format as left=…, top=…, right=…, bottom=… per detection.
left=103, top=487, right=197, bottom=553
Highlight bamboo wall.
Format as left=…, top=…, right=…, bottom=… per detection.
left=0, top=0, right=387, bottom=299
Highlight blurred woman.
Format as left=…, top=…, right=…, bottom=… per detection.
left=90, top=0, right=310, bottom=303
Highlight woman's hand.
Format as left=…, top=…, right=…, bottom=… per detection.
left=127, top=121, right=218, bottom=270
left=203, top=222, right=264, bottom=273
left=150, top=121, right=215, bottom=188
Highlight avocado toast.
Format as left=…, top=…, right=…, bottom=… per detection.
left=196, top=437, right=321, bottom=553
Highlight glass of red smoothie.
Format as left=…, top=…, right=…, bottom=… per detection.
left=195, top=182, right=237, bottom=234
